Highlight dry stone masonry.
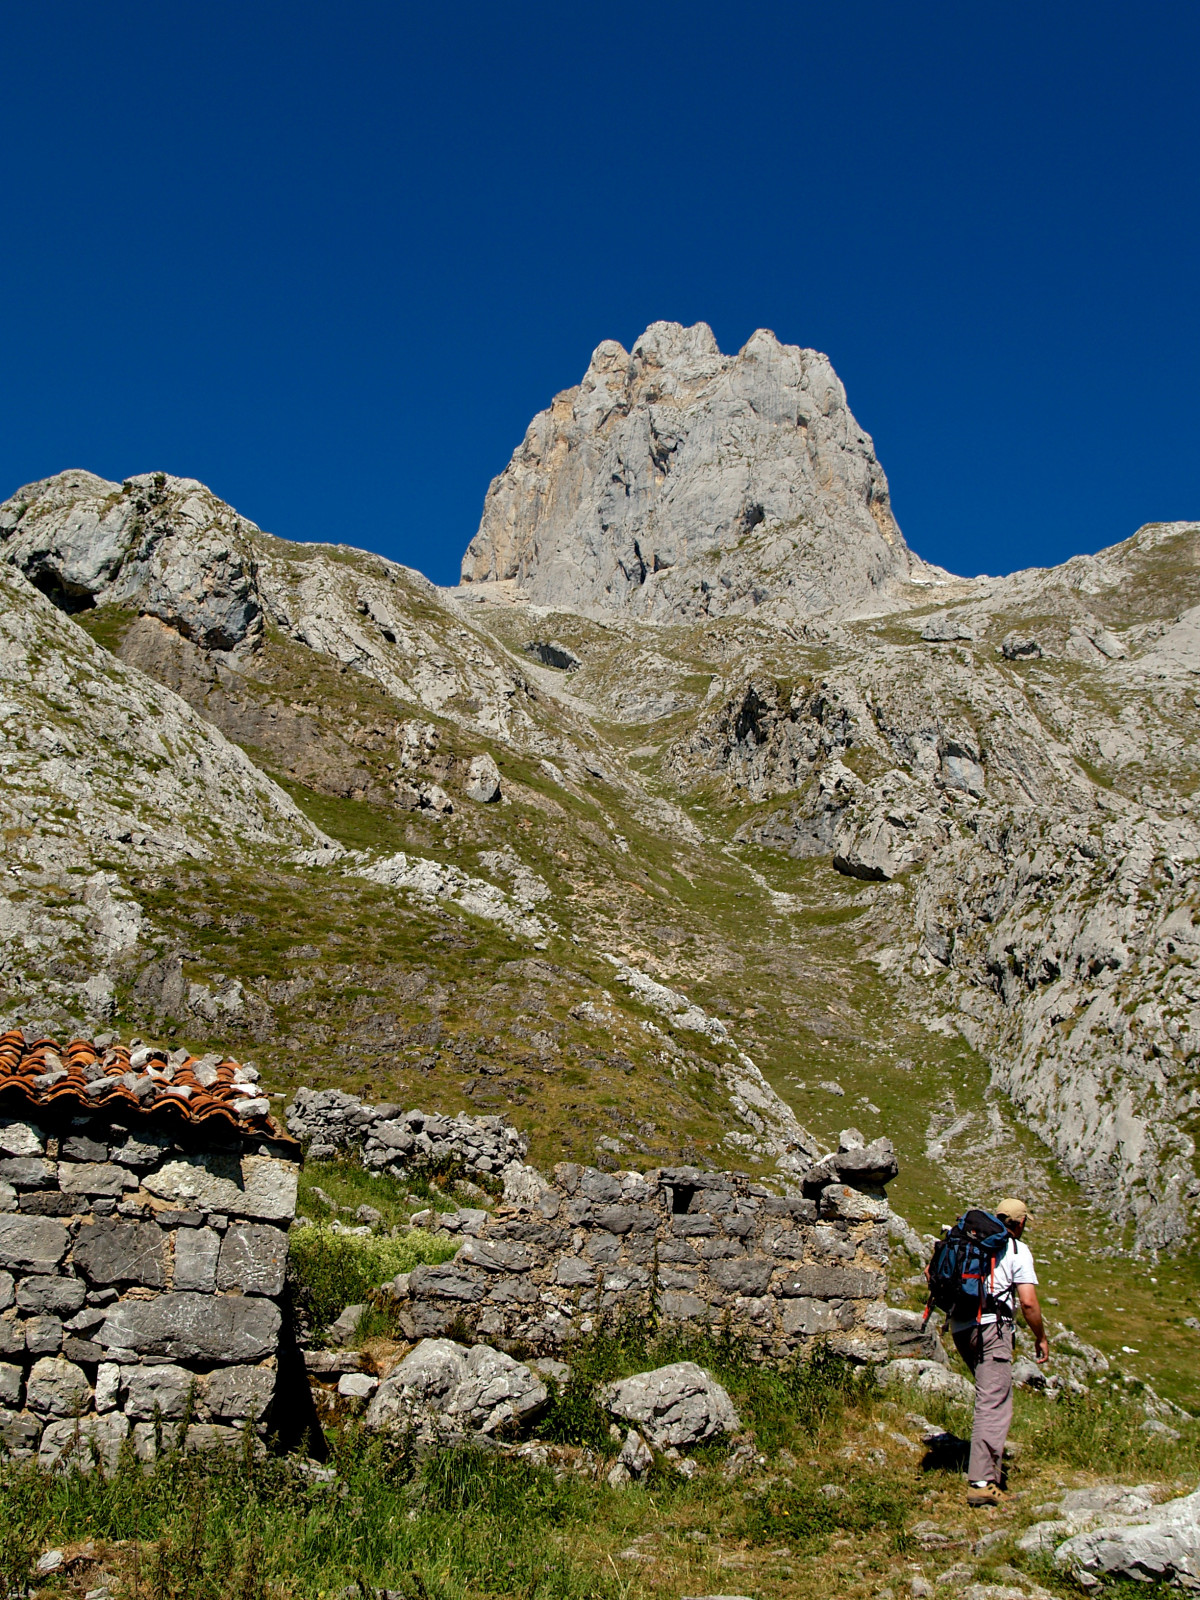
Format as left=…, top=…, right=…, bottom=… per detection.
left=389, top=1139, right=899, bottom=1360
left=0, top=1050, right=298, bottom=1469
left=286, top=1087, right=528, bottom=1181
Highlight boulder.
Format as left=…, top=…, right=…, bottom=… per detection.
left=1001, top=633, right=1043, bottom=661
left=201, top=1364, right=276, bottom=1421
left=143, top=1153, right=297, bottom=1222
left=24, top=1315, right=64, bottom=1355
left=16, top=1275, right=87, bottom=1317
left=445, top=1345, right=548, bottom=1433
left=121, top=1363, right=195, bottom=1420
left=58, top=1162, right=130, bottom=1197
left=364, top=1337, right=547, bottom=1437
left=72, top=1219, right=168, bottom=1287
left=877, top=1360, right=974, bottom=1402
left=1055, top=1486, right=1200, bottom=1587
left=0, top=1215, right=68, bottom=1273
left=38, top=1412, right=128, bottom=1474
left=921, top=613, right=975, bottom=642
left=600, top=1362, right=740, bottom=1449
left=26, top=1355, right=91, bottom=1417
left=608, top=1427, right=654, bottom=1485
left=0, top=1121, right=45, bottom=1157
left=327, top=1304, right=367, bottom=1345
left=174, top=1227, right=221, bottom=1292
left=831, top=1136, right=899, bottom=1189
left=216, top=1223, right=288, bottom=1296
left=338, top=1372, right=380, bottom=1401
left=465, top=753, right=502, bottom=804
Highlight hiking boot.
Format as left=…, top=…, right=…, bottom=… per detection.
left=966, top=1481, right=1004, bottom=1507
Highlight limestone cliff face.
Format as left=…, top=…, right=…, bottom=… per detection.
left=461, top=322, right=920, bottom=620
left=0, top=559, right=330, bottom=1026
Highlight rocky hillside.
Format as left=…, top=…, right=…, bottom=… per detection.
left=0, top=557, right=328, bottom=1027
left=4, top=372, right=1200, bottom=1393
left=0, top=469, right=825, bottom=1185
left=460, top=321, right=932, bottom=622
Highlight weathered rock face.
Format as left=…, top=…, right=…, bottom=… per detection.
left=0, top=469, right=540, bottom=748
left=909, top=802, right=1200, bottom=1250
left=1, top=471, right=262, bottom=650
left=461, top=322, right=920, bottom=621
left=1053, top=1484, right=1200, bottom=1587
left=0, top=561, right=329, bottom=1028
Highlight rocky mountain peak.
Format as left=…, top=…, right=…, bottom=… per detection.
left=460, top=320, right=920, bottom=621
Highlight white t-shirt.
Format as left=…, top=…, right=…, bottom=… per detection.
left=949, top=1237, right=1038, bottom=1331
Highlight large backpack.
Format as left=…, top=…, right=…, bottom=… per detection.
left=923, top=1209, right=1013, bottom=1326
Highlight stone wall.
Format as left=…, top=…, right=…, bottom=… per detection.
left=286, top=1087, right=528, bottom=1183
left=390, top=1156, right=896, bottom=1361
left=0, top=1106, right=298, bottom=1468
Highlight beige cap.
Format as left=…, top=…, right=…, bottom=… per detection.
left=996, top=1197, right=1028, bottom=1225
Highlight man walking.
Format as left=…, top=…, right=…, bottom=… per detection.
left=950, top=1197, right=1049, bottom=1507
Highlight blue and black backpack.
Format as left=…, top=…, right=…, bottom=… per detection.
left=923, top=1208, right=1013, bottom=1326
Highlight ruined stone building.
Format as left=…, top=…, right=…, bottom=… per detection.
left=0, top=1030, right=299, bottom=1466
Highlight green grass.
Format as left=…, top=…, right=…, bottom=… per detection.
left=4, top=1331, right=1196, bottom=1600
left=296, top=1159, right=468, bottom=1231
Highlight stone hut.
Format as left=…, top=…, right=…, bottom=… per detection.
left=0, top=1029, right=299, bottom=1468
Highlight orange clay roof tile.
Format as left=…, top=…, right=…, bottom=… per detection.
left=0, top=1028, right=293, bottom=1145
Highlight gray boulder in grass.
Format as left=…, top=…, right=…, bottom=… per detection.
left=600, top=1362, right=740, bottom=1449
left=1055, top=1485, right=1200, bottom=1588
left=364, top=1337, right=548, bottom=1436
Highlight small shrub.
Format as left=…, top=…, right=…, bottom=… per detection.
left=288, top=1225, right=459, bottom=1332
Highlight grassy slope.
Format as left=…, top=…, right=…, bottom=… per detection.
left=72, top=580, right=1200, bottom=1406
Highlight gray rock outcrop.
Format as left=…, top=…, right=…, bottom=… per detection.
left=364, top=1337, right=548, bottom=1438
left=460, top=322, right=922, bottom=622
left=1054, top=1485, right=1200, bottom=1587
left=600, top=1362, right=740, bottom=1448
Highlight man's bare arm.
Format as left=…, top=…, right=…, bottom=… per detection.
left=1017, top=1283, right=1050, bottom=1363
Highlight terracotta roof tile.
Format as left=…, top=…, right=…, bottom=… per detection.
left=0, top=1029, right=294, bottom=1144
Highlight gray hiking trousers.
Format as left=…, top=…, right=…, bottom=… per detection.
left=953, top=1321, right=1014, bottom=1484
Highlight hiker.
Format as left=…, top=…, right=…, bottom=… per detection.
left=925, top=1197, right=1049, bottom=1507
left=949, top=1197, right=1049, bottom=1506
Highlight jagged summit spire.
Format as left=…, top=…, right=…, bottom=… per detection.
left=460, top=322, right=914, bottom=622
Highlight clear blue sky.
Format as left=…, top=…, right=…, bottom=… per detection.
left=2, top=2, right=1197, bottom=585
